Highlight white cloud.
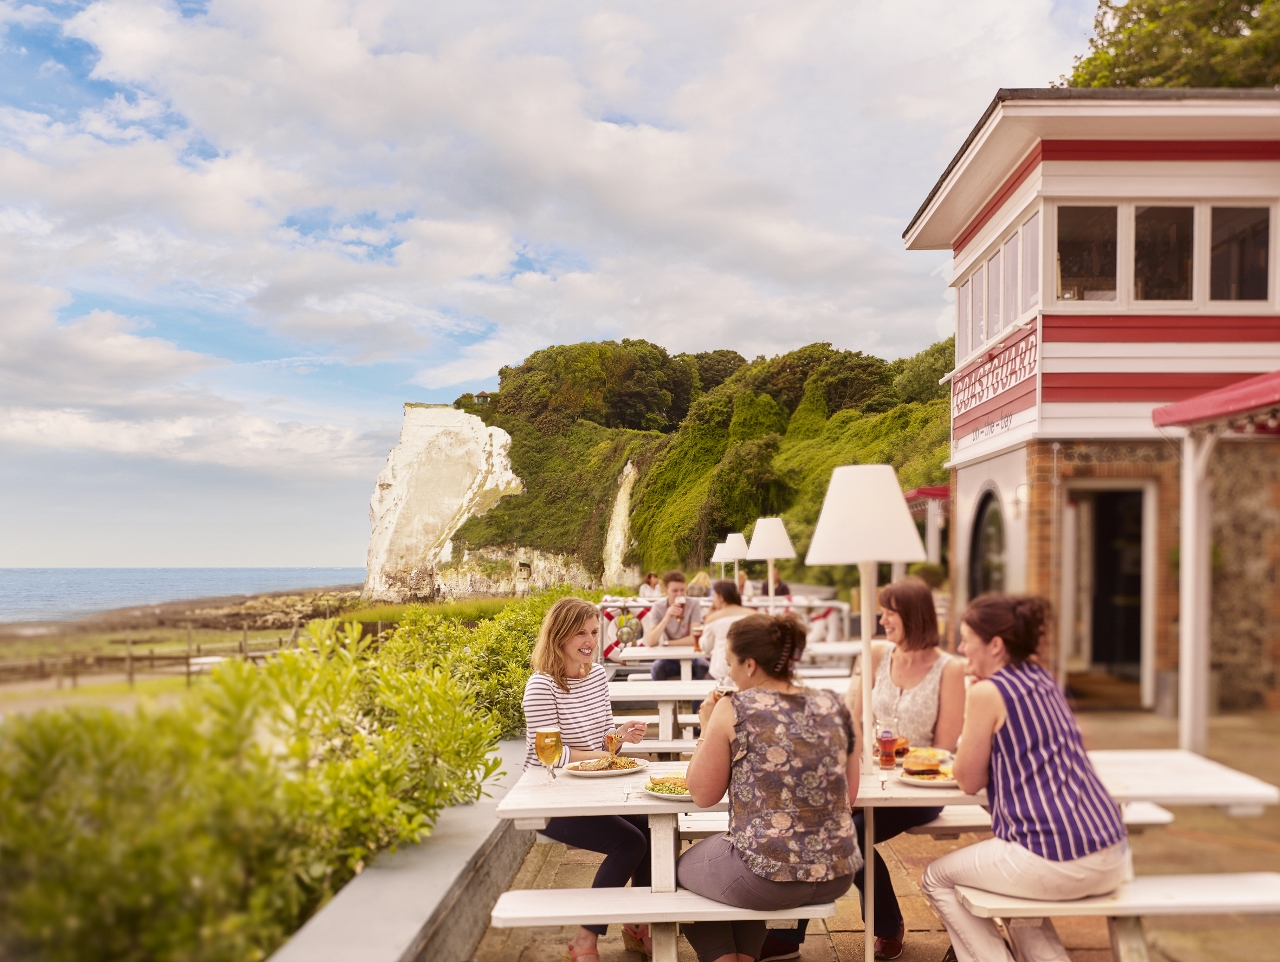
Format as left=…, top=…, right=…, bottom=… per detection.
left=0, top=0, right=1096, bottom=560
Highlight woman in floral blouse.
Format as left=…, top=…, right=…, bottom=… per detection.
left=680, top=613, right=862, bottom=962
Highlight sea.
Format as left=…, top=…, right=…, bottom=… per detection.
left=0, top=568, right=367, bottom=623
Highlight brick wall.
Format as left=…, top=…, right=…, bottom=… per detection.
left=1024, top=440, right=1182, bottom=679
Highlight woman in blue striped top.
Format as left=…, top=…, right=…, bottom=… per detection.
left=921, top=595, right=1130, bottom=962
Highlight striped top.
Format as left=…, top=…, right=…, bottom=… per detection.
left=988, top=662, right=1126, bottom=861
left=521, top=665, right=613, bottom=770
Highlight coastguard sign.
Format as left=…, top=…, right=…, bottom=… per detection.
left=952, top=333, right=1038, bottom=418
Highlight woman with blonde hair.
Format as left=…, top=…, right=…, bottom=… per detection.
left=522, top=596, right=652, bottom=961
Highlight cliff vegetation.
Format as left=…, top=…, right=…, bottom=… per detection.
left=453, top=337, right=952, bottom=582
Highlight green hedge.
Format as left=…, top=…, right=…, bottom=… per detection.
left=382, top=585, right=599, bottom=738
left=0, top=619, right=507, bottom=962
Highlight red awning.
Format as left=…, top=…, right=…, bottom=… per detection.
left=902, top=485, right=950, bottom=501
left=1152, top=369, right=1280, bottom=427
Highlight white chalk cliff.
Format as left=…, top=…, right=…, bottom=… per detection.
left=602, top=461, right=639, bottom=587
left=364, top=405, right=523, bottom=602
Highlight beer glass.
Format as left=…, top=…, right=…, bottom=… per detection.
left=535, top=726, right=563, bottom=782
left=876, top=715, right=899, bottom=771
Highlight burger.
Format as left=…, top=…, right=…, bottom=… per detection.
left=902, top=747, right=949, bottom=777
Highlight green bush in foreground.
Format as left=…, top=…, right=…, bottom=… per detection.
left=0, top=621, right=501, bottom=962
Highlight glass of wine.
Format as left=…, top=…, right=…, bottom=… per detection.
left=535, top=726, right=563, bottom=782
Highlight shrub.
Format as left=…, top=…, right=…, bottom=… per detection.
left=0, top=621, right=499, bottom=962
left=382, top=585, right=600, bottom=738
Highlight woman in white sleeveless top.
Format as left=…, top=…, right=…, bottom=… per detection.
left=762, top=578, right=965, bottom=962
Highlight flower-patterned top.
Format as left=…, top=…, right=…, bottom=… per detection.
left=728, top=686, right=862, bottom=882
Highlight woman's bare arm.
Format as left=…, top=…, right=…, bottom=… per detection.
left=952, top=680, right=1004, bottom=794
left=931, top=658, right=967, bottom=752
left=685, top=694, right=734, bottom=808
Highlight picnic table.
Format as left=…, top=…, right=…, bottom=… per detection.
left=608, top=679, right=715, bottom=740
left=615, top=646, right=706, bottom=681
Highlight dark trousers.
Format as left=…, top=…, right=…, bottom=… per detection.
left=772, top=805, right=943, bottom=945
left=650, top=657, right=710, bottom=680
left=538, top=814, right=651, bottom=935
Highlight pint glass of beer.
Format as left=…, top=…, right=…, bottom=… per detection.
left=535, top=726, right=563, bottom=782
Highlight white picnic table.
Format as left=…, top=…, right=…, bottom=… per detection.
left=615, top=646, right=707, bottom=681
left=496, top=760, right=985, bottom=962
left=805, top=640, right=863, bottom=658
left=608, top=679, right=715, bottom=740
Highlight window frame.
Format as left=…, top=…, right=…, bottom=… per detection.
left=1045, top=199, right=1279, bottom=315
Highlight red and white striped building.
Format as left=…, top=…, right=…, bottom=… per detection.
left=905, top=89, right=1280, bottom=725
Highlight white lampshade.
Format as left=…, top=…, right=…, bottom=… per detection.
left=722, top=532, right=749, bottom=559
left=709, top=542, right=729, bottom=563
left=746, top=517, right=796, bottom=560
left=805, top=465, right=926, bottom=565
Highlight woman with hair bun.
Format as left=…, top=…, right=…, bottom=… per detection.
left=676, top=614, right=861, bottom=962
left=922, top=595, right=1130, bottom=962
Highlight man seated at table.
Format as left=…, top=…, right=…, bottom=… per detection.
left=642, top=570, right=709, bottom=680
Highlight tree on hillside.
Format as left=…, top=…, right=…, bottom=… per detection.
left=491, top=339, right=696, bottom=432
left=891, top=336, right=954, bottom=405
left=1069, top=1, right=1280, bottom=87
left=683, top=349, right=747, bottom=393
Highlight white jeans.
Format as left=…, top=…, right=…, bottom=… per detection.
left=921, top=837, right=1132, bottom=962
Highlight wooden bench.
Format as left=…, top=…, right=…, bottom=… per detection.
left=793, top=666, right=853, bottom=679
left=907, top=801, right=1174, bottom=839
left=679, top=802, right=1173, bottom=842
left=956, top=871, right=1280, bottom=962
left=491, top=886, right=836, bottom=929
left=616, top=714, right=700, bottom=728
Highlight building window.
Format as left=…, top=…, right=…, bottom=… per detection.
left=1211, top=207, right=1269, bottom=301
left=1057, top=206, right=1116, bottom=301
left=1023, top=212, right=1040, bottom=309
left=971, top=265, right=984, bottom=348
left=957, top=280, right=970, bottom=358
left=969, top=492, right=1006, bottom=600
left=1134, top=206, right=1193, bottom=300
left=986, top=254, right=1001, bottom=338
left=1003, top=235, right=1019, bottom=327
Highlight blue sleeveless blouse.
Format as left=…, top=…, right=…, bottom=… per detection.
left=988, top=662, right=1126, bottom=861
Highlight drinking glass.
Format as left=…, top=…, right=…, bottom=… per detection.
left=876, top=716, right=899, bottom=772
left=535, top=726, right=563, bottom=782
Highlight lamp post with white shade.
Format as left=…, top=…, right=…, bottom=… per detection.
left=722, top=532, right=749, bottom=583
left=709, top=542, right=728, bottom=580
left=746, top=517, right=795, bottom=610
left=805, top=465, right=926, bottom=962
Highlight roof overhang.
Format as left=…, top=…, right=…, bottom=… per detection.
left=1153, top=369, right=1280, bottom=430
left=904, top=88, right=1280, bottom=252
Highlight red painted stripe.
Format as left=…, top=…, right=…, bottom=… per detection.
left=953, top=378, right=1036, bottom=433
left=952, top=144, right=1042, bottom=255
left=951, top=139, right=1280, bottom=257
left=1043, top=315, right=1280, bottom=343
left=1042, top=372, right=1252, bottom=403
left=1041, top=140, right=1280, bottom=163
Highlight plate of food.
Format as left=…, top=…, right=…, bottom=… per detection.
left=897, top=748, right=957, bottom=788
left=565, top=756, right=649, bottom=777
left=643, top=772, right=693, bottom=800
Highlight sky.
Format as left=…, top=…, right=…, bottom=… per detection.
left=0, top=0, right=1098, bottom=567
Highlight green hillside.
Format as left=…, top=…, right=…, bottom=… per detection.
left=453, top=337, right=952, bottom=583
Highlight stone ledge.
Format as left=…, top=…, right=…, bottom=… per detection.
left=269, top=739, right=532, bottom=962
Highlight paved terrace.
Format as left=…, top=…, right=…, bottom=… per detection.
left=474, top=710, right=1280, bottom=962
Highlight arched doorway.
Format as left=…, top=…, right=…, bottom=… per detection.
left=969, top=491, right=1006, bottom=600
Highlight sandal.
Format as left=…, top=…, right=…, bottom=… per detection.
left=874, top=921, right=905, bottom=960
left=564, top=944, right=600, bottom=962
left=621, top=923, right=653, bottom=956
